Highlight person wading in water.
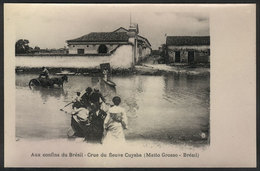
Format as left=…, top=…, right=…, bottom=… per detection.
left=85, top=103, right=107, bottom=144
left=103, top=96, right=127, bottom=145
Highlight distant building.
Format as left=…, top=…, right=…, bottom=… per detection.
left=16, top=25, right=151, bottom=69
left=166, top=36, right=210, bottom=64
left=151, top=50, right=160, bottom=56
left=66, top=25, right=152, bottom=65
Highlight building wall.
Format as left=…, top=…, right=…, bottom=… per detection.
left=137, top=45, right=151, bottom=61
left=68, top=44, right=119, bottom=54
left=110, top=45, right=133, bottom=69
left=16, top=45, right=133, bottom=69
left=66, top=35, right=151, bottom=65
left=167, top=45, right=210, bottom=63
left=137, top=45, right=143, bottom=60
left=145, top=48, right=152, bottom=57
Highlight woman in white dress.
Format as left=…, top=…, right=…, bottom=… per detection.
left=103, top=96, right=127, bottom=144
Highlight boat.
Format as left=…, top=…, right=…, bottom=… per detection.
left=100, top=63, right=116, bottom=87
left=68, top=115, right=89, bottom=138
left=68, top=108, right=90, bottom=138
left=102, top=78, right=116, bottom=87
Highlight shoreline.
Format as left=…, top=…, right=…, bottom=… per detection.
left=15, top=64, right=210, bottom=76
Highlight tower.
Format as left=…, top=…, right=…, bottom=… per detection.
left=127, top=23, right=139, bottom=68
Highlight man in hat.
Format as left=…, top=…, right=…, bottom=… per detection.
left=89, top=88, right=106, bottom=105
left=80, top=87, right=93, bottom=108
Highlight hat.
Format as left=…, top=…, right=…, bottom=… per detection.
left=112, top=96, right=121, bottom=106
left=85, top=87, right=92, bottom=93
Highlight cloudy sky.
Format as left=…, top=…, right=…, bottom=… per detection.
left=5, top=4, right=209, bottom=49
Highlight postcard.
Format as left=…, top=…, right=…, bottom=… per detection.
left=4, top=3, right=256, bottom=167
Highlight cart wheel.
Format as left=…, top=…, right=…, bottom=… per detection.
left=29, top=79, right=40, bottom=89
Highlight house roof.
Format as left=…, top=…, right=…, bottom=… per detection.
left=67, top=32, right=129, bottom=43
left=166, top=36, right=210, bottom=46
left=67, top=27, right=151, bottom=47
left=137, top=35, right=151, bottom=46
left=113, top=27, right=129, bottom=32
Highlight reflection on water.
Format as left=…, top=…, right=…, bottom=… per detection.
left=31, top=87, right=68, bottom=102
left=16, top=73, right=209, bottom=145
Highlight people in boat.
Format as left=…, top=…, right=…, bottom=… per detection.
left=85, top=102, right=107, bottom=143
left=72, top=92, right=81, bottom=109
left=67, top=87, right=108, bottom=141
left=39, top=67, right=50, bottom=79
left=90, top=88, right=106, bottom=104
left=80, top=87, right=93, bottom=108
left=69, top=107, right=90, bottom=138
left=103, top=96, right=128, bottom=145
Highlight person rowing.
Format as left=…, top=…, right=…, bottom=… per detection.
left=103, top=68, right=108, bottom=81
left=72, top=92, right=81, bottom=109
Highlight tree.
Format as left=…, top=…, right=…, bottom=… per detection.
left=34, top=46, right=40, bottom=51
left=31, top=46, right=41, bottom=54
left=15, top=39, right=30, bottom=54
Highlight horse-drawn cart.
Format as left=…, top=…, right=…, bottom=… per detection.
left=29, top=75, right=68, bottom=89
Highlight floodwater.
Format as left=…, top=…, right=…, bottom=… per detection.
left=16, top=73, right=210, bottom=145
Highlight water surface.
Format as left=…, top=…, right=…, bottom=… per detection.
left=16, top=73, right=210, bottom=145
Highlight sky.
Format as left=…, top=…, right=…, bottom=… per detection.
left=6, top=4, right=210, bottom=50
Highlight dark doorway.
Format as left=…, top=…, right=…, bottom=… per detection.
left=100, top=63, right=111, bottom=74
left=98, top=44, right=108, bottom=53
left=188, top=51, right=195, bottom=63
left=77, top=49, right=84, bottom=54
left=175, top=51, right=180, bottom=62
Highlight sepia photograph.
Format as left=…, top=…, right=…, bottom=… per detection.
left=4, top=3, right=256, bottom=167
left=14, top=4, right=210, bottom=146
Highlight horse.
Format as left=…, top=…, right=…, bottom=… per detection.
left=29, top=75, right=68, bottom=88
left=50, top=75, right=68, bottom=87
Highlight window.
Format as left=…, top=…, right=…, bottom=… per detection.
left=98, top=44, right=108, bottom=53
left=77, top=49, right=84, bottom=54
left=175, top=51, right=180, bottom=62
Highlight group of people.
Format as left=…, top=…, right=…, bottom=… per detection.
left=69, top=87, right=128, bottom=145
